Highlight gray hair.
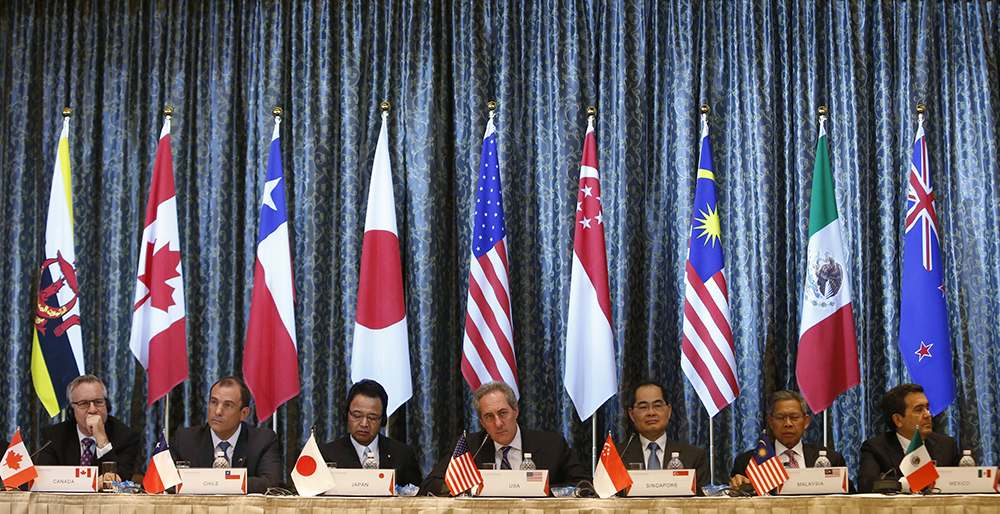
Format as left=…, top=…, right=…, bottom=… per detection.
left=66, top=375, right=107, bottom=403
left=766, top=390, right=809, bottom=417
left=473, top=381, right=518, bottom=417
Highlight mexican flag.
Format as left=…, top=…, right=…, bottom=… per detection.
left=796, top=116, right=860, bottom=413
left=900, top=431, right=938, bottom=492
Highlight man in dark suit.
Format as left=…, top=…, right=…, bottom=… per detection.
left=730, top=390, right=848, bottom=490
left=317, top=379, right=422, bottom=487
left=858, top=383, right=959, bottom=492
left=36, top=375, right=142, bottom=482
left=418, top=381, right=591, bottom=496
left=169, top=376, right=282, bottom=493
left=619, top=381, right=710, bottom=495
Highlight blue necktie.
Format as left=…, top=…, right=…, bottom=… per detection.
left=647, top=441, right=661, bottom=470
left=500, top=446, right=512, bottom=470
left=217, top=441, right=231, bottom=466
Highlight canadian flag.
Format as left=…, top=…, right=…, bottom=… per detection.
left=350, top=111, right=412, bottom=416
left=1, top=429, right=38, bottom=489
left=593, top=434, right=631, bottom=498
left=563, top=116, right=617, bottom=420
left=129, top=116, right=189, bottom=406
left=290, top=432, right=335, bottom=497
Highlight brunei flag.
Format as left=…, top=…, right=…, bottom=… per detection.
left=32, top=114, right=85, bottom=417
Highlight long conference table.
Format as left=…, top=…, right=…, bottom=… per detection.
left=2, top=492, right=1000, bottom=513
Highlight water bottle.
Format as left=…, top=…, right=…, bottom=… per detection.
left=959, top=450, right=976, bottom=467
left=212, top=448, right=229, bottom=469
left=520, top=452, right=536, bottom=470
left=363, top=451, right=378, bottom=469
left=814, top=450, right=831, bottom=468
left=666, top=452, right=683, bottom=469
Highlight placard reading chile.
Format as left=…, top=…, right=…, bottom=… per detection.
left=29, top=466, right=99, bottom=492
left=176, top=468, right=247, bottom=494
left=776, top=467, right=849, bottom=495
left=625, top=469, right=697, bottom=497
left=323, top=469, right=395, bottom=496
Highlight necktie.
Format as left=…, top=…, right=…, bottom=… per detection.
left=647, top=441, right=661, bottom=470
left=80, top=438, right=95, bottom=466
left=500, top=445, right=512, bottom=470
left=783, top=449, right=799, bottom=468
left=217, top=441, right=231, bottom=466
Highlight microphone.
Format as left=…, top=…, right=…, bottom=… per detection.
left=30, top=440, right=51, bottom=460
left=619, top=433, right=636, bottom=466
left=739, top=482, right=757, bottom=496
left=873, top=468, right=901, bottom=494
left=470, top=433, right=492, bottom=463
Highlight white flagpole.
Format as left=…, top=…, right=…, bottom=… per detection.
left=592, top=417, right=597, bottom=472
left=709, top=415, right=714, bottom=480
left=164, top=395, right=170, bottom=444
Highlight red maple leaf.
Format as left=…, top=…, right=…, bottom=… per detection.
left=5, top=450, right=23, bottom=470
left=136, top=240, right=182, bottom=312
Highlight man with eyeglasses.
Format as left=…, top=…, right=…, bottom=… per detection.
left=317, top=379, right=422, bottom=486
left=36, top=374, right=142, bottom=481
left=730, top=390, right=848, bottom=490
left=419, top=380, right=591, bottom=496
left=619, top=381, right=710, bottom=494
left=169, top=376, right=282, bottom=493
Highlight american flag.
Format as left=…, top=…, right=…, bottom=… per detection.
left=745, top=436, right=788, bottom=495
left=526, top=471, right=543, bottom=482
left=461, top=113, right=518, bottom=396
left=680, top=118, right=739, bottom=417
left=445, top=433, right=483, bottom=495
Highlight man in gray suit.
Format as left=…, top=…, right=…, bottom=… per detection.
left=618, top=380, right=710, bottom=495
left=730, top=390, right=848, bottom=491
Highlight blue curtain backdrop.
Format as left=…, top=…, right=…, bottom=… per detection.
left=1, top=0, right=998, bottom=485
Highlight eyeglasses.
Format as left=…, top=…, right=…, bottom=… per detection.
left=71, top=398, right=107, bottom=410
left=349, top=411, right=381, bottom=424
left=771, top=413, right=804, bottom=423
left=632, top=401, right=668, bottom=413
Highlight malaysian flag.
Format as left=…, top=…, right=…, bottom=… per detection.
left=680, top=117, right=738, bottom=417
left=461, top=112, right=518, bottom=396
left=445, top=433, right=483, bottom=495
left=745, top=436, right=789, bottom=496
left=899, top=116, right=954, bottom=415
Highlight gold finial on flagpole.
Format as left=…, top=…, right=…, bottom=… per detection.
left=163, top=106, right=173, bottom=119
left=272, top=107, right=283, bottom=119
left=818, top=106, right=828, bottom=117
left=487, top=101, right=497, bottom=111
left=62, top=108, right=72, bottom=118
left=380, top=102, right=390, bottom=113
left=700, top=104, right=710, bottom=115
left=916, top=104, right=926, bottom=125
left=587, top=106, right=596, bottom=116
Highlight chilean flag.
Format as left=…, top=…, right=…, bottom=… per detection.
left=243, top=117, right=301, bottom=422
left=143, top=432, right=181, bottom=494
left=563, top=116, right=616, bottom=421
left=130, top=116, right=188, bottom=407
left=350, top=111, right=412, bottom=416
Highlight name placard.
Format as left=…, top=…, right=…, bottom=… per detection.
left=29, top=466, right=98, bottom=492
left=935, top=467, right=999, bottom=494
left=776, top=467, right=849, bottom=495
left=476, top=469, right=549, bottom=497
left=625, top=469, right=696, bottom=496
left=323, top=469, right=395, bottom=496
left=176, top=468, right=247, bottom=494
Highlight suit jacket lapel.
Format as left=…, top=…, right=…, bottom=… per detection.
left=232, top=423, right=249, bottom=467
left=802, top=443, right=818, bottom=468
left=379, top=437, right=393, bottom=469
